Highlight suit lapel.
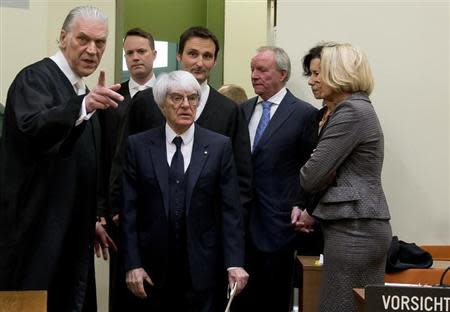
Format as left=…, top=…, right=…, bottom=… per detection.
left=148, top=127, right=170, bottom=219
left=185, top=125, right=209, bottom=214
left=253, top=91, right=296, bottom=154
left=196, top=86, right=217, bottom=124
left=242, top=97, right=257, bottom=125
left=121, top=81, right=131, bottom=98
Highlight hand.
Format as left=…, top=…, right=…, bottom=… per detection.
left=227, top=267, right=249, bottom=295
left=112, top=214, right=119, bottom=226
left=291, top=206, right=302, bottom=228
left=126, top=268, right=154, bottom=299
left=94, top=220, right=117, bottom=260
left=299, top=209, right=317, bottom=233
left=291, top=207, right=316, bottom=233
left=85, top=70, right=123, bottom=112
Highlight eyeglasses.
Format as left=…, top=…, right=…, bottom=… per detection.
left=167, top=93, right=199, bottom=107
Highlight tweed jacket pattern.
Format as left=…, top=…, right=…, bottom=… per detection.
left=300, top=92, right=391, bottom=221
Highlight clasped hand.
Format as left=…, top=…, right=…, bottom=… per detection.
left=291, top=207, right=316, bottom=233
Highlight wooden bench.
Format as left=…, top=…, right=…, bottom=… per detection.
left=385, top=259, right=450, bottom=285
left=420, top=245, right=450, bottom=261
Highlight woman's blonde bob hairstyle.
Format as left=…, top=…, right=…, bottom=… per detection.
left=320, top=43, right=374, bottom=95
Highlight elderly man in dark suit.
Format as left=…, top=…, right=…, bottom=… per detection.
left=121, top=70, right=248, bottom=312
left=235, top=46, right=318, bottom=312
left=109, top=26, right=252, bottom=224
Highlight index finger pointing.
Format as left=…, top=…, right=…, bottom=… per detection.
left=98, top=70, right=106, bottom=87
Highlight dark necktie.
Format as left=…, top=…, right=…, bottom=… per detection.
left=253, top=101, right=272, bottom=148
left=170, top=136, right=184, bottom=181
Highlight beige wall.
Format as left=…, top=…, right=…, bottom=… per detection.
left=0, top=1, right=48, bottom=105
left=223, top=0, right=269, bottom=97
left=0, top=0, right=116, bottom=105
left=275, top=0, right=450, bottom=244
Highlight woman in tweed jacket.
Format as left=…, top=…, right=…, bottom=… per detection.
left=298, top=43, right=392, bottom=312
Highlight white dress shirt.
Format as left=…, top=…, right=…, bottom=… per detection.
left=165, top=123, right=195, bottom=172
left=49, top=50, right=93, bottom=126
left=128, top=74, right=156, bottom=98
left=194, top=81, right=210, bottom=121
left=248, top=87, right=287, bottom=150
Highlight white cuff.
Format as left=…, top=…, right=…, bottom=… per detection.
left=75, top=97, right=96, bottom=126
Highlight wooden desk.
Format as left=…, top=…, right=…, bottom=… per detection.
left=297, top=256, right=322, bottom=312
left=354, top=260, right=450, bottom=312
left=420, top=245, right=450, bottom=261
left=299, top=257, right=450, bottom=312
left=0, top=290, right=47, bottom=312
left=385, top=260, right=450, bottom=285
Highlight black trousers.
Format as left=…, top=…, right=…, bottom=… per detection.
left=124, top=266, right=225, bottom=312
left=107, top=222, right=132, bottom=312
left=233, top=242, right=296, bottom=312
left=120, top=241, right=226, bottom=312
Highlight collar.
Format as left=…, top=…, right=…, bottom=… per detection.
left=257, top=87, right=287, bottom=105
left=165, top=122, right=195, bottom=145
left=199, top=80, right=210, bottom=103
left=129, top=73, right=157, bottom=90
left=49, top=50, right=82, bottom=86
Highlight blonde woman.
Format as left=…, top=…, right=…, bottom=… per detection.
left=298, top=43, right=392, bottom=312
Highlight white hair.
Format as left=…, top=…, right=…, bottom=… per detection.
left=153, top=70, right=201, bottom=110
left=62, top=6, right=108, bottom=34
left=256, top=46, right=291, bottom=82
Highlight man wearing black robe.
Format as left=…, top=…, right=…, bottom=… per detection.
left=0, top=6, right=123, bottom=312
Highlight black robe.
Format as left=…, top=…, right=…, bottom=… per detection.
left=0, top=58, right=99, bottom=312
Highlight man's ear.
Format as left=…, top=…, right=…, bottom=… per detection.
left=59, top=30, right=68, bottom=49
left=159, top=104, right=167, bottom=117
left=280, top=70, right=288, bottom=82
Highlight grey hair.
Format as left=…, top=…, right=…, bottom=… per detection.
left=153, top=70, right=201, bottom=110
left=256, top=46, right=291, bottom=82
left=62, top=6, right=108, bottom=34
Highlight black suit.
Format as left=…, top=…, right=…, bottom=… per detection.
left=236, top=90, right=318, bottom=312
left=121, top=125, right=244, bottom=311
left=97, top=81, right=135, bottom=312
left=109, top=87, right=252, bottom=220
left=97, top=81, right=130, bottom=217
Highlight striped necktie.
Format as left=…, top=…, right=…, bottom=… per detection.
left=253, top=101, right=272, bottom=148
